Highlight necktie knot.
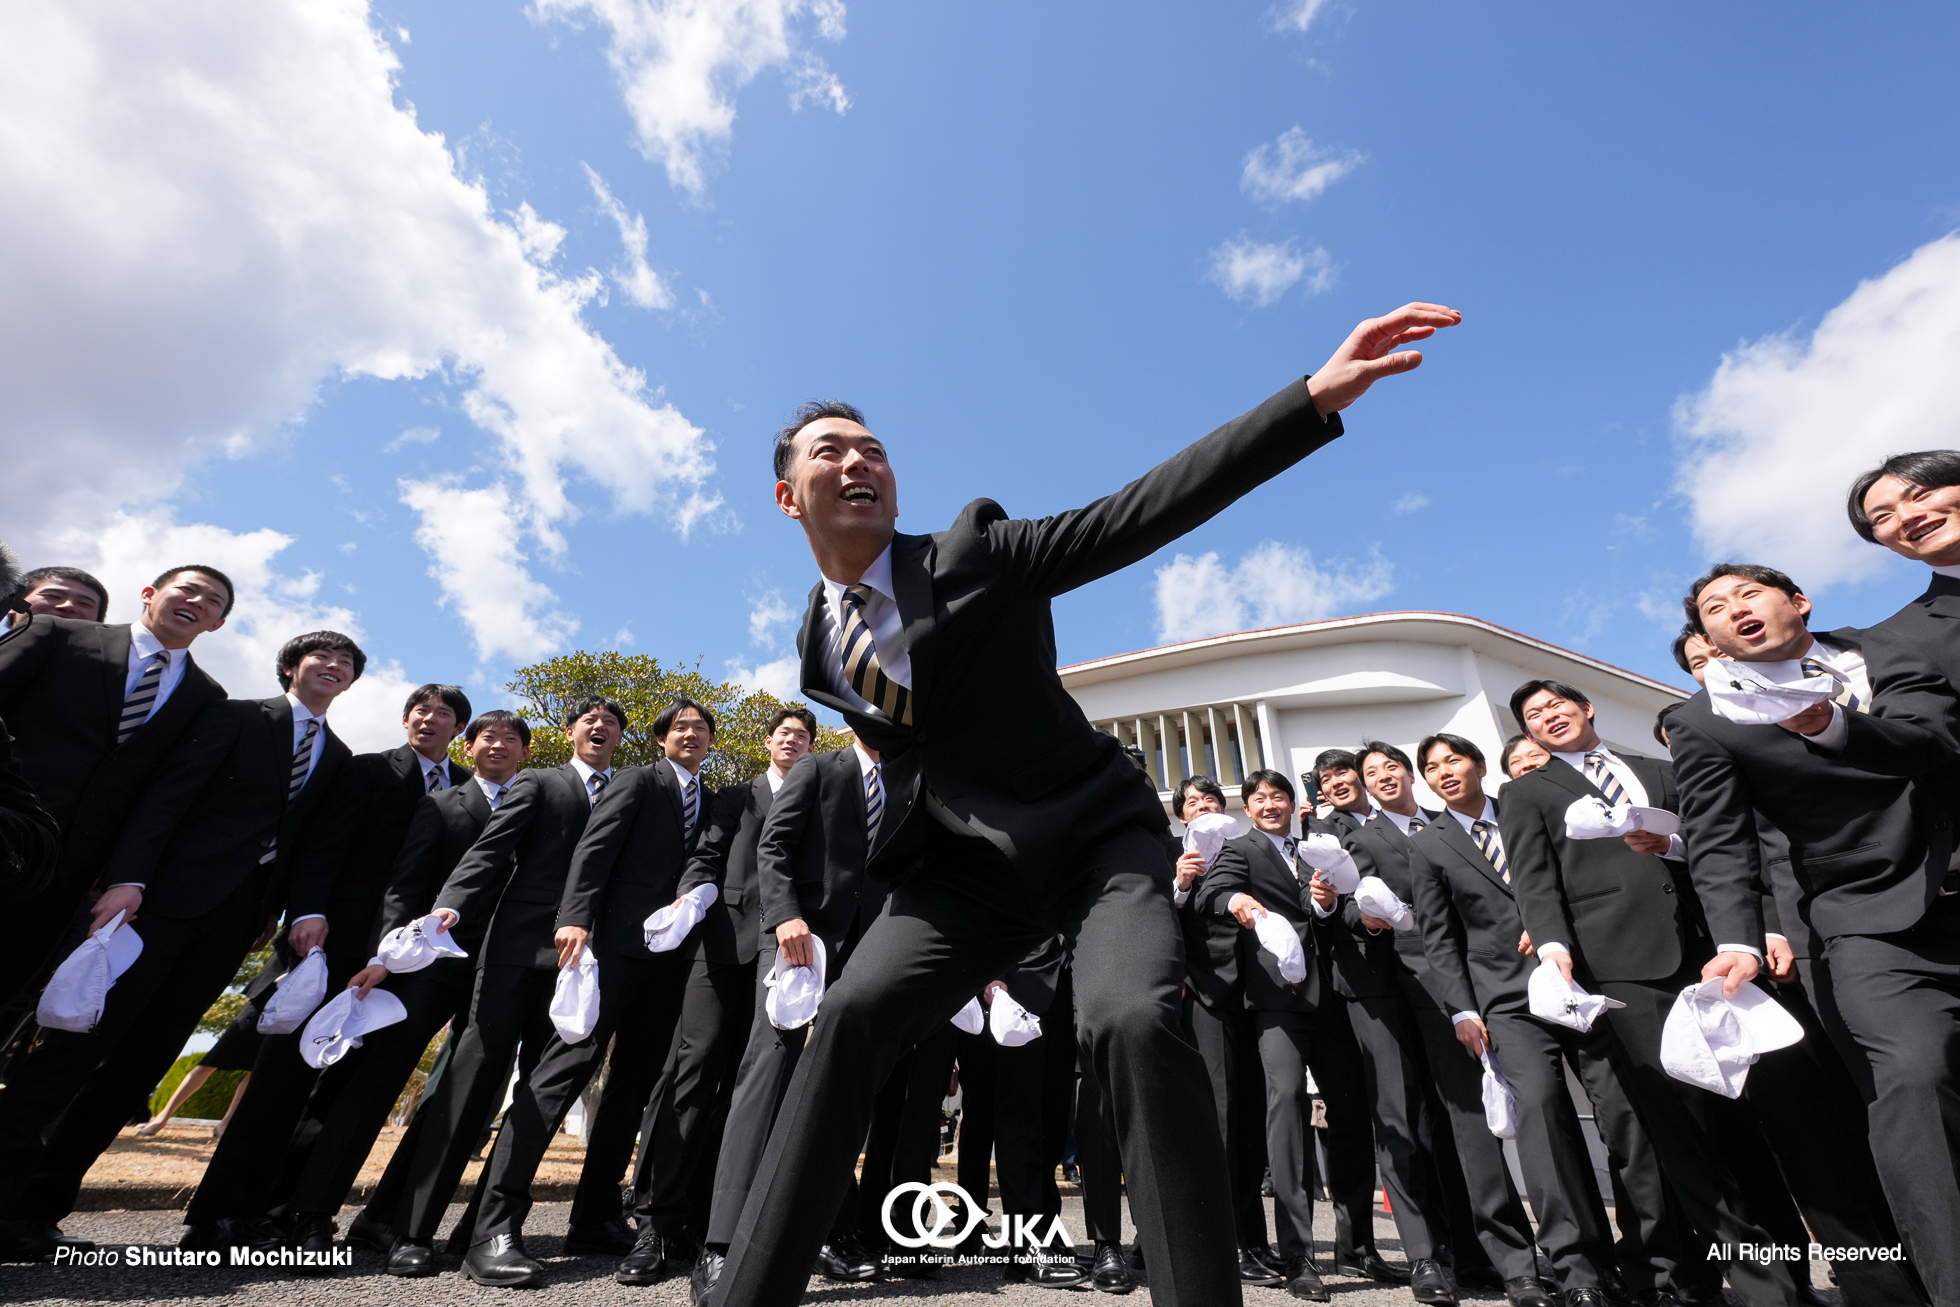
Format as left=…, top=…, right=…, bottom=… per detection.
left=1407, top=816, right=1426, bottom=833
left=1282, top=836, right=1297, bottom=863
left=1583, top=751, right=1629, bottom=807
left=588, top=772, right=608, bottom=805
left=1801, top=657, right=1865, bottom=713
left=427, top=765, right=445, bottom=794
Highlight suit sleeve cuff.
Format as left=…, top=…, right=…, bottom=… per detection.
left=1661, top=834, right=1687, bottom=862
left=1717, top=942, right=1765, bottom=960
left=1451, top=1011, right=1482, bottom=1026
left=1800, top=703, right=1849, bottom=751
left=1535, top=941, right=1572, bottom=961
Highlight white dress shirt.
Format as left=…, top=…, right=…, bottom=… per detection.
left=287, top=693, right=329, bottom=788
left=1380, top=807, right=1429, bottom=837
left=475, top=775, right=509, bottom=808
left=766, top=767, right=788, bottom=795
left=1785, top=634, right=1872, bottom=753
left=669, top=757, right=702, bottom=822
left=570, top=756, right=614, bottom=801
left=853, top=740, right=884, bottom=842
left=123, top=623, right=191, bottom=730
left=1446, top=799, right=1504, bottom=1026
left=416, top=750, right=450, bottom=792
left=1550, top=743, right=1686, bottom=862
left=818, top=543, right=912, bottom=715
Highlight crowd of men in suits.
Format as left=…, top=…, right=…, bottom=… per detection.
left=0, top=308, right=1956, bottom=1307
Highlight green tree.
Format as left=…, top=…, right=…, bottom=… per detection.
left=468, top=651, right=850, bottom=789
left=197, top=944, right=274, bottom=1035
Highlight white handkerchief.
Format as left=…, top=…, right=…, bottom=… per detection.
left=549, top=947, right=602, bottom=1043
left=1661, top=978, right=1805, bottom=1098
left=1252, top=911, right=1309, bottom=985
left=1297, top=833, right=1361, bottom=894
left=1353, top=876, right=1416, bottom=930
left=258, top=947, right=331, bottom=1034
left=1705, top=657, right=1839, bottom=726
left=1479, top=1050, right=1519, bottom=1139
left=951, top=997, right=985, bottom=1035
left=766, top=935, right=828, bottom=1030
left=989, top=990, right=1044, bottom=1047
left=1563, top=796, right=1682, bottom=840
left=300, top=988, right=408, bottom=1068
left=644, top=883, right=719, bottom=953
left=1181, top=812, right=1239, bottom=866
left=1527, top=960, right=1625, bottom=1032
left=36, top=911, right=143, bottom=1034
left=377, top=913, right=470, bottom=973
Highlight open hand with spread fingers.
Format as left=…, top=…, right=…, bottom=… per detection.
left=1306, top=302, right=1462, bottom=415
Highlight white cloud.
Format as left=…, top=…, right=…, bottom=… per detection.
left=1153, top=541, right=1393, bottom=643
left=1207, top=235, right=1335, bottom=308
left=1674, top=231, right=1960, bottom=590
left=728, top=653, right=801, bottom=701
left=1241, top=128, right=1363, bottom=208
left=1392, top=491, right=1428, bottom=515
left=386, top=425, right=441, bottom=451
left=747, top=588, right=795, bottom=645
left=536, top=0, right=850, bottom=196
left=584, top=163, right=674, bottom=310
left=400, top=479, right=579, bottom=663
left=1274, top=0, right=1334, bottom=33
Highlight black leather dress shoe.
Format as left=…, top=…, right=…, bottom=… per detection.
left=1240, top=1247, right=1286, bottom=1286
left=342, top=1210, right=392, bottom=1252
left=1127, top=1242, right=1146, bottom=1271
left=1565, top=1290, right=1610, bottom=1307
left=181, top=1216, right=284, bottom=1255
left=0, top=1219, right=60, bottom=1263
left=689, top=1247, right=725, bottom=1306
left=1025, top=1245, right=1092, bottom=1288
left=385, top=1236, right=437, bottom=1277
left=1092, top=1241, right=1136, bottom=1294
left=293, top=1214, right=338, bottom=1277
left=463, top=1233, right=545, bottom=1288
left=1457, top=1265, right=1511, bottom=1293
left=1286, top=1253, right=1330, bottom=1302
left=617, top=1226, right=670, bottom=1286
left=1411, top=1258, right=1459, bottom=1305
left=1505, top=1276, right=1558, bottom=1307
left=1336, top=1250, right=1414, bottom=1284
left=815, top=1237, right=879, bottom=1282
left=564, top=1216, right=636, bottom=1256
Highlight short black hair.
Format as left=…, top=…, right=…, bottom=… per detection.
left=1498, top=733, right=1536, bottom=779
left=1356, top=740, right=1414, bottom=777
left=465, top=708, right=531, bottom=748
left=404, top=683, right=471, bottom=725
left=1653, top=702, right=1683, bottom=750
left=151, top=564, right=237, bottom=618
left=1847, top=451, right=1960, bottom=543
left=654, top=696, right=716, bottom=739
left=773, top=400, right=869, bottom=482
left=1670, top=625, right=1699, bottom=675
left=0, top=541, right=21, bottom=603
left=1242, top=768, right=1296, bottom=803
left=1418, top=732, right=1486, bottom=771
left=1508, top=679, right=1591, bottom=733
left=766, top=705, right=819, bottom=739
left=1172, top=774, right=1227, bottom=820
left=1683, top=564, right=1806, bottom=635
left=276, top=631, right=367, bottom=690
left=1312, top=748, right=1360, bottom=779
left=566, top=696, right=629, bottom=731
left=19, top=567, right=109, bottom=620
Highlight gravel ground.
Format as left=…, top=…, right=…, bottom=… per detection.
left=7, top=1200, right=1486, bottom=1306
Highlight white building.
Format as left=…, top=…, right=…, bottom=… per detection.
left=1062, top=610, right=1689, bottom=814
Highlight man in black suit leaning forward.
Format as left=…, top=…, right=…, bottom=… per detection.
left=709, top=302, right=1460, bottom=1307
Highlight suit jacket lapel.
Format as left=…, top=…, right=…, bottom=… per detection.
left=1539, top=756, right=1600, bottom=804
left=655, top=759, right=686, bottom=829
left=97, top=623, right=132, bottom=714
left=460, top=779, right=490, bottom=824
left=1438, top=815, right=1512, bottom=897
left=889, top=531, right=933, bottom=709
left=1923, top=572, right=1960, bottom=617
left=794, top=581, right=861, bottom=721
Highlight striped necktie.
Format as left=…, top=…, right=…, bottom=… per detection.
left=427, top=764, right=446, bottom=794
left=1406, top=814, right=1427, bottom=835
left=587, top=771, right=609, bottom=807
left=682, top=774, right=698, bottom=838
left=864, top=762, right=884, bottom=844
left=840, top=585, right=911, bottom=726
left=262, top=718, right=320, bottom=865
left=1472, top=819, right=1510, bottom=884
left=1800, top=657, right=1866, bottom=713
left=1281, top=836, right=1299, bottom=879
left=1583, top=751, right=1629, bottom=807
left=118, top=651, right=168, bottom=744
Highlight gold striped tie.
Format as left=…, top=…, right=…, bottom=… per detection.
left=841, top=585, right=911, bottom=726
left=1472, top=819, right=1509, bottom=884
left=1583, top=751, right=1628, bottom=807
left=1800, top=658, right=1866, bottom=713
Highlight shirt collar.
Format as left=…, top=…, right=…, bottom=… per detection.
left=1380, top=807, right=1423, bottom=835
left=766, top=768, right=788, bottom=794
left=569, top=756, right=612, bottom=785
left=1932, top=564, right=1960, bottom=580
left=822, top=542, right=897, bottom=606
left=668, top=758, right=700, bottom=788
left=1260, top=829, right=1297, bottom=859
left=475, top=774, right=507, bottom=802
left=285, top=692, right=325, bottom=728
left=1447, top=798, right=1499, bottom=833
left=1550, top=742, right=1611, bottom=770
left=852, top=739, right=880, bottom=777
left=415, top=751, right=446, bottom=779
left=130, top=622, right=169, bottom=662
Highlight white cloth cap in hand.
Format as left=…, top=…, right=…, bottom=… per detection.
left=1527, top=960, right=1625, bottom=1032
left=377, top=913, right=469, bottom=973
left=1181, top=812, right=1239, bottom=866
left=1252, top=911, right=1309, bottom=985
left=549, top=946, right=603, bottom=1043
left=36, top=911, right=143, bottom=1034
left=300, top=987, right=408, bottom=1068
left=644, top=883, right=719, bottom=953
left=258, top=947, right=331, bottom=1034
left=1353, top=876, right=1415, bottom=930
left=1564, top=796, right=1681, bottom=840
left=1297, top=833, right=1361, bottom=893
left=951, top=996, right=985, bottom=1035
left=1480, top=1050, right=1519, bottom=1139
left=1661, top=978, right=1805, bottom=1098
left=1705, top=657, right=1839, bottom=726
left=989, top=990, right=1044, bottom=1047
left=766, top=935, right=828, bottom=1030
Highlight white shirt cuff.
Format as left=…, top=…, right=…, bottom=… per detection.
left=1800, top=702, right=1849, bottom=751
left=1661, top=833, right=1687, bottom=862
left=1309, top=895, right=1336, bottom=919
left=1765, top=933, right=1788, bottom=943
left=368, top=955, right=385, bottom=969
left=107, top=882, right=145, bottom=890
left=1172, top=885, right=1192, bottom=907
left=1535, top=941, right=1571, bottom=961
left=1451, top=1011, right=1482, bottom=1026
left=291, top=914, right=326, bottom=924
left=1717, top=942, right=1765, bottom=960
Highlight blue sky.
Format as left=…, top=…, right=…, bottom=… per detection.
left=9, top=1, right=1960, bottom=748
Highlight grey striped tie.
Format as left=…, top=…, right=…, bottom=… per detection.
left=840, top=585, right=911, bottom=726
left=118, top=651, right=168, bottom=744
left=1800, top=658, right=1866, bottom=713
left=1583, top=751, right=1628, bottom=807
left=262, top=719, right=319, bottom=865
left=865, top=763, right=884, bottom=843
left=682, top=775, right=698, bottom=838
left=1472, top=819, right=1510, bottom=884
left=1406, top=815, right=1427, bottom=835
left=587, top=772, right=608, bottom=807
left=1281, top=836, right=1299, bottom=881
left=427, top=765, right=446, bottom=794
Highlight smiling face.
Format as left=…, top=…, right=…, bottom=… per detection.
left=1695, top=574, right=1813, bottom=664
left=1317, top=766, right=1367, bottom=813
left=1423, top=743, right=1488, bottom=815
left=1504, top=738, right=1551, bottom=778
left=1681, top=632, right=1717, bottom=684
left=1863, top=475, right=1960, bottom=567
left=775, top=417, right=899, bottom=563
left=659, top=706, right=714, bottom=771
left=1361, top=753, right=1417, bottom=813
left=1177, top=788, right=1226, bottom=821
left=290, top=648, right=356, bottom=708
left=466, top=722, right=530, bottom=784
left=21, top=577, right=102, bottom=622
left=567, top=706, right=622, bottom=770
left=1244, top=780, right=1295, bottom=833
left=1520, top=688, right=1600, bottom=753
left=404, top=698, right=462, bottom=761
left=766, top=717, right=813, bottom=775
left=139, top=571, right=229, bottom=649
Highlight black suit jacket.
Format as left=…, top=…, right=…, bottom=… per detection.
left=1198, top=830, right=1321, bottom=1013
left=1316, top=809, right=1440, bottom=1001
left=755, top=748, right=887, bottom=950
left=559, top=759, right=705, bottom=958
left=678, top=774, right=773, bottom=967
left=104, top=695, right=350, bottom=923
left=0, top=615, right=225, bottom=887
left=1177, top=830, right=1246, bottom=1013
left=1671, top=631, right=1958, bottom=944
left=1502, top=752, right=1702, bottom=984
left=1865, top=572, right=1960, bottom=760
left=791, top=381, right=1343, bottom=880
left=1408, top=806, right=1536, bottom=1018
left=375, top=781, right=495, bottom=953
left=290, top=745, right=471, bottom=926
left=436, top=763, right=593, bottom=969
left=0, top=717, right=60, bottom=900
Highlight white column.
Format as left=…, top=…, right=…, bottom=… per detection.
left=1254, top=699, right=1279, bottom=771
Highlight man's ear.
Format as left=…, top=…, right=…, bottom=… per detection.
left=1791, top=592, right=1814, bottom=620
left=775, top=479, right=802, bottom=521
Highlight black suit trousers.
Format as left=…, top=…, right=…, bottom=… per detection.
left=954, top=1030, right=998, bottom=1219
left=0, top=867, right=97, bottom=1010
left=475, top=948, right=691, bottom=1242
left=710, top=822, right=1238, bottom=1307
left=860, top=1023, right=959, bottom=1243
left=631, top=953, right=756, bottom=1236
left=993, top=968, right=1078, bottom=1222
left=1184, top=992, right=1271, bottom=1249
left=1255, top=1007, right=1374, bottom=1259
left=1342, top=988, right=1447, bottom=1262
left=1074, top=1036, right=1127, bottom=1245
left=0, top=870, right=268, bottom=1222
left=1306, top=998, right=1382, bottom=1260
